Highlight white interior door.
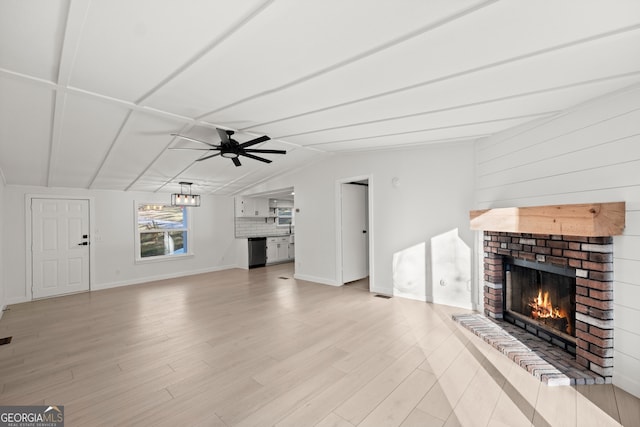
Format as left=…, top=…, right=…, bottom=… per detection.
left=341, top=183, right=368, bottom=283
left=32, top=198, right=90, bottom=299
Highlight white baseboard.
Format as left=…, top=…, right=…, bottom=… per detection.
left=92, top=264, right=237, bottom=291
left=393, top=290, right=427, bottom=302
left=614, top=369, right=640, bottom=400
left=370, top=286, right=393, bottom=297
left=293, top=273, right=340, bottom=287
left=7, top=296, right=28, bottom=305
left=3, top=264, right=246, bottom=305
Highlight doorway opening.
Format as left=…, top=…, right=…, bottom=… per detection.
left=344, top=277, right=370, bottom=292
left=339, top=178, right=371, bottom=291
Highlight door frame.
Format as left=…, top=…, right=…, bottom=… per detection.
left=25, top=194, right=95, bottom=301
left=335, top=174, right=374, bottom=290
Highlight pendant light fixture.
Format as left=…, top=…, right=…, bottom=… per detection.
left=171, top=182, right=201, bottom=207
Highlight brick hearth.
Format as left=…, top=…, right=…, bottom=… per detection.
left=453, top=313, right=605, bottom=386
left=483, top=231, right=613, bottom=380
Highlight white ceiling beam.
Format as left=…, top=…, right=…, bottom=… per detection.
left=87, top=110, right=134, bottom=189
left=0, top=68, right=57, bottom=89
left=152, top=155, right=219, bottom=193
left=480, top=81, right=640, bottom=152
left=304, top=111, right=560, bottom=147
left=47, top=0, right=92, bottom=186
left=276, top=71, right=640, bottom=140
left=322, top=136, right=491, bottom=154
left=229, top=154, right=331, bottom=197
left=199, top=0, right=501, bottom=120
left=124, top=123, right=195, bottom=192
left=241, top=23, right=640, bottom=133
left=135, top=0, right=275, bottom=105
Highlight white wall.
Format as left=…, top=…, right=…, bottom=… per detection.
left=2, top=185, right=237, bottom=304
left=474, top=84, right=640, bottom=398
left=248, top=141, right=476, bottom=301
left=0, top=177, right=5, bottom=316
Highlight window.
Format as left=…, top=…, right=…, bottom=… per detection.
left=276, top=207, right=293, bottom=227
left=136, top=203, right=190, bottom=260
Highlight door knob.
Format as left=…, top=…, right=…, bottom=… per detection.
left=77, top=242, right=89, bottom=246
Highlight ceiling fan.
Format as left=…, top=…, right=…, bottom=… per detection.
left=170, top=128, right=285, bottom=167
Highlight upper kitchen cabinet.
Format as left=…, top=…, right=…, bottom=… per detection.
left=268, top=199, right=294, bottom=208
left=235, top=196, right=269, bottom=217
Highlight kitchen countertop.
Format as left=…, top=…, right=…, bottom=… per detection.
left=236, top=234, right=294, bottom=239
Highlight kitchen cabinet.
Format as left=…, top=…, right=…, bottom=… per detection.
left=266, top=239, right=278, bottom=263
left=269, top=199, right=294, bottom=208
left=277, top=240, right=289, bottom=260
left=288, top=243, right=295, bottom=260
left=235, top=197, right=250, bottom=217
left=267, top=236, right=291, bottom=264
left=255, top=198, right=269, bottom=216
left=235, top=197, right=269, bottom=217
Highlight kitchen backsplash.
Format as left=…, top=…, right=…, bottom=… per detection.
left=235, top=217, right=293, bottom=237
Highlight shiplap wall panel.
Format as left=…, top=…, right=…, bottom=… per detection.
left=477, top=85, right=640, bottom=161
left=614, top=258, right=640, bottom=288
left=478, top=119, right=640, bottom=188
left=616, top=305, right=640, bottom=336
left=471, top=189, right=640, bottom=213
left=474, top=85, right=640, bottom=397
left=477, top=110, right=640, bottom=179
left=613, top=352, right=640, bottom=393
left=476, top=160, right=640, bottom=204
left=615, top=281, right=640, bottom=309
left=616, top=236, right=640, bottom=261
left=477, top=136, right=640, bottom=193
left=475, top=115, right=555, bottom=156
left=623, top=211, right=640, bottom=234
left=616, top=330, right=640, bottom=370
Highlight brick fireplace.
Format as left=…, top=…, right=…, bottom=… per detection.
left=468, top=202, right=624, bottom=382
left=483, top=232, right=614, bottom=379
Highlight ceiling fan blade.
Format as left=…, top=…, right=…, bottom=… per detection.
left=232, top=157, right=242, bottom=167
left=196, top=152, right=222, bottom=162
left=243, top=148, right=286, bottom=154
left=169, top=147, right=213, bottom=151
left=171, top=133, right=219, bottom=147
left=241, top=152, right=272, bottom=163
left=217, top=128, right=231, bottom=143
left=239, top=135, right=270, bottom=148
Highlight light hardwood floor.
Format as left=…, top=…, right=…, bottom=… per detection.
left=0, top=263, right=638, bottom=426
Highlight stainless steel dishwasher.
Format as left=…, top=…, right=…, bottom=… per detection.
left=248, top=237, right=267, bottom=268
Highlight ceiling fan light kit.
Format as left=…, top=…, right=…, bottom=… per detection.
left=170, top=128, right=285, bottom=167
left=171, top=182, right=201, bottom=207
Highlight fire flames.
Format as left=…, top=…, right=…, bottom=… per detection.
left=528, top=290, right=564, bottom=320
left=528, top=289, right=571, bottom=334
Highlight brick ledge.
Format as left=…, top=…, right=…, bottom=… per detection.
left=453, top=313, right=607, bottom=386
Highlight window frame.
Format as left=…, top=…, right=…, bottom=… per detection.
left=275, top=206, right=294, bottom=227
left=134, top=202, right=193, bottom=263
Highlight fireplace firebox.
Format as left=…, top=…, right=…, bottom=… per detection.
left=503, top=258, right=576, bottom=354
left=482, top=231, right=615, bottom=380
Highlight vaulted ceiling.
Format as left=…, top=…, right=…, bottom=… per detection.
left=1, top=1, right=639, bottom=195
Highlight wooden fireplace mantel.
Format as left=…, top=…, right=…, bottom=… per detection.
left=469, top=202, right=625, bottom=237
